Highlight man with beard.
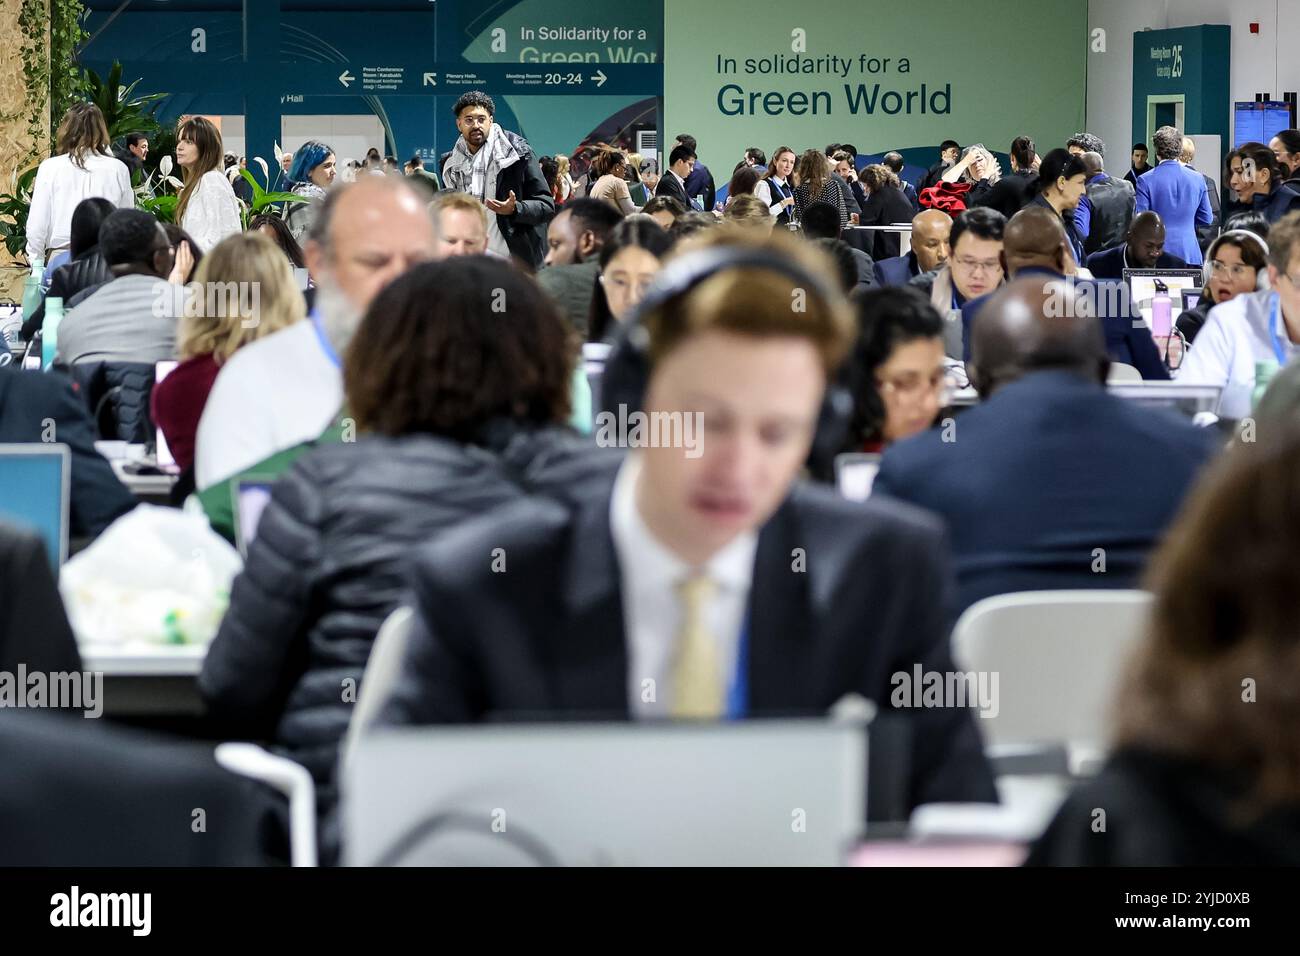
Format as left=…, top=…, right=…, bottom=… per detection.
left=440, top=91, right=554, bottom=269
left=194, top=176, right=436, bottom=493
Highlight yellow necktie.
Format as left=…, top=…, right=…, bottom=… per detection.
left=672, top=573, right=723, bottom=719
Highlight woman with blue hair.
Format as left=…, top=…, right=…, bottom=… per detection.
left=284, top=140, right=336, bottom=242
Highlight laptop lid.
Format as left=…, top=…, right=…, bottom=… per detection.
left=344, top=717, right=869, bottom=866
left=0, top=443, right=71, bottom=571
left=153, top=360, right=180, bottom=472
left=835, top=453, right=883, bottom=501
left=232, top=476, right=275, bottom=559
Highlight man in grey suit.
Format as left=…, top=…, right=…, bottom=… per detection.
left=536, top=198, right=623, bottom=335
left=379, top=239, right=998, bottom=814
left=55, top=209, right=181, bottom=367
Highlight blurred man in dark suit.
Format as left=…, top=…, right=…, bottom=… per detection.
left=380, top=233, right=997, bottom=812
left=876, top=276, right=1218, bottom=615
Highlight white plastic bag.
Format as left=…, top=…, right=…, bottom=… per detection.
left=60, top=504, right=243, bottom=646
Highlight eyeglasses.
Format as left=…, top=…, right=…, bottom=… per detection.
left=877, top=368, right=960, bottom=402
left=600, top=274, right=655, bottom=296
left=951, top=257, right=1002, bottom=276
left=1208, top=260, right=1256, bottom=280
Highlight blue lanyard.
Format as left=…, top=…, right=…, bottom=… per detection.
left=1268, top=293, right=1290, bottom=366
left=726, top=617, right=749, bottom=720
left=309, top=307, right=342, bottom=368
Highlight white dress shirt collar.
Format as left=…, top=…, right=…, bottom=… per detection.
left=609, top=454, right=759, bottom=716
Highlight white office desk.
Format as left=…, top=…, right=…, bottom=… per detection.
left=82, top=642, right=206, bottom=676
left=847, top=224, right=912, bottom=256
left=95, top=442, right=179, bottom=500
left=80, top=643, right=207, bottom=717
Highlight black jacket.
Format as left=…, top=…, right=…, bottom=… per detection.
left=199, top=422, right=608, bottom=798
left=22, top=250, right=111, bottom=341
left=860, top=186, right=916, bottom=259
left=1029, top=747, right=1300, bottom=865
left=0, top=523, right=80, bottom=676
left=440, top=129, right=555, bottom=269
left=0, top=366, right=135, bottom=538
left=971, top=169, right=1037, bottom=220
left=66, top=361, right=156, bottom=445
left=1082, top=175, right=1136, bottom=255
left=1175, top=297, right=1213, bottom=343
left=654, top=171, right=691, bottom=207
left=377, top=456, right=999, bottom=813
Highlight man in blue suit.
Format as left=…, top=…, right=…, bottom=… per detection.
left=874, top=276, right=1219, bottom=617
left=962, top=207, right=1169, bottom=378
left=873, top=209, right=951, bottom=286
left=1134, top=125, right=1212, bottom=264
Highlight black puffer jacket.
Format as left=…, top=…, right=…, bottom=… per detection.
left=67, top=361, right=155, bottom=444
left=198, top=422, right=618, bottom=796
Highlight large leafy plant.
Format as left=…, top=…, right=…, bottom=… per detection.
left=235, top=152, right=307, bottom=228
left=85, top=61, right=166, bottom=142
left=0, top=167, right=40, bottom=261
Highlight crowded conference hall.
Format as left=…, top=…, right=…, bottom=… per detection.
left=0, top=0, right=1298, bottom=906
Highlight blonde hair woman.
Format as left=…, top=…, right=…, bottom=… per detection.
left=151, top=232, right=306, bottom=475
left=25, top=103, right=133, bottom=264
left=175, top=117, right=242, bottom=252
left=553, top=154, right=574, bottom=204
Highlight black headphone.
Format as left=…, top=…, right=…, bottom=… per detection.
left=599, top=244, right=855, bottom=470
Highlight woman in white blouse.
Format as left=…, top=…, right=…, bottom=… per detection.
left=25, top=103, right=134, bottom=264
left=175, top=117, right=242, bottom=252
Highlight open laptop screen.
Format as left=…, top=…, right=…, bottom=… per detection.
left=0, top=444, right=71, bottom=571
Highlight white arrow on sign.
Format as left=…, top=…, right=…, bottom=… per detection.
left=339, top=70, right=355, bottom=88
left=423, top=72, right=437, bottom=87
left=592, top=69, right=607, bottom=87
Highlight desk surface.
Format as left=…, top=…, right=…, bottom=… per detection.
left=81, top=643, right=206, bottom=676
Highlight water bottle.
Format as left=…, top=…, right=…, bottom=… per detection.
left=1253, top=360, right=1280, bottom=411
left=20, top=256, right=44, bottom=330
left=1150, top=279, right=1172, bottom=337
left=41, top=296, right=63, bottom=370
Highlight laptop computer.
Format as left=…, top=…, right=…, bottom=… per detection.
left=153, top=360, right=181, bottom=474
left=1121, top=268, right=1204, bottom=327
left=0, top=443, right=71, bottom=571
left=232, top=477, right=275, bottom=559
left=344, top=717, right=870, bottom=866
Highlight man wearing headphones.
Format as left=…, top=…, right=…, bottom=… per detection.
left=1178, top=213, right=1300, bottom=419
left=379, top=231, right=998, bottom=814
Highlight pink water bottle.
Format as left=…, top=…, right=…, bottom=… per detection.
left=1151, top=279, right=1172, bottom=337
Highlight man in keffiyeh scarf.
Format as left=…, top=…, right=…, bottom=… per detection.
left=440, top=92, right=555, bottom=267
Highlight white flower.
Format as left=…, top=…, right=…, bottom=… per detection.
left=159, top=154, right=173, bottom=176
